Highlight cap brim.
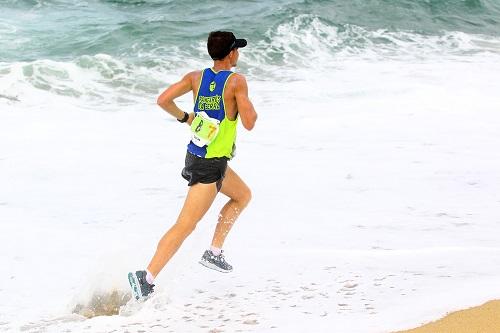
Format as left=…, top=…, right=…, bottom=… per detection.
left=234, top=38, right=247, bottom=48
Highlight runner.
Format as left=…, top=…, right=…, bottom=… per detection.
left=128, top=31, right=258, bottom=300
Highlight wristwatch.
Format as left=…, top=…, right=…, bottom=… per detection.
left=177, top=112, right=189, bottom=123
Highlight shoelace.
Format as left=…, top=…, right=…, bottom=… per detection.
left=209, top=250, right=229, bottom=265
left=139, top=274, right=155, bottom=289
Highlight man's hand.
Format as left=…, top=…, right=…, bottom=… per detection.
left=187, top=112, right=195, bottom=126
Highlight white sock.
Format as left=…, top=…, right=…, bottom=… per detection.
left=210, top=246, right=222, bottom=256
left=145, top=269, right=155, bottom=284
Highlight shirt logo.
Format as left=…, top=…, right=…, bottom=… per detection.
left=198, top=95, right=221, bottom=110
left=209, top=81, right=216, bottom=92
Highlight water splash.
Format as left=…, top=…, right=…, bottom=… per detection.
left=72, top=289, right=131, bottom=318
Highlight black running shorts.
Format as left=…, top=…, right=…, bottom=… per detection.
left=181, top=152, right=228, bottom=192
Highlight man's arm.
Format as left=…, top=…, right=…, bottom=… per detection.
left=234, top=74, right=258, bottom=131
left=157, top=72, right=196, bottom=125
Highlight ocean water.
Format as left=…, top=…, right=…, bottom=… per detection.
left=1, top=1, right=500, bottom=333
left=1, top=0, right=500, bottom=107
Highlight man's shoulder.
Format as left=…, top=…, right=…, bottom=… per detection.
left=181, top=70, right=204, bottom=87
left=227, top=72, right=247, bottom=87
left=184, top=70, right=203, bottom=79
left=229, top=72, right=245, bottom=79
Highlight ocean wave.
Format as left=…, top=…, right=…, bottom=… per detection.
left=296, top=0, right=500, bottom=35
left=2, top=16, right=500, bottom=107
left=2, top=5, right=500, bottom=107
left=0, top=55, right=170, bottom=107
left=241, top=14, right=500, bottom=78
left=2, top=0, right=499, bottom=63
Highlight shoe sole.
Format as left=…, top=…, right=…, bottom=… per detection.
left=127, top=272, right=142, bottom=301
left=199, top=259, right=233, bottom=273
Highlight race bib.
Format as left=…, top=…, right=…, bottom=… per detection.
left=190, top=112, right=220, bottom=147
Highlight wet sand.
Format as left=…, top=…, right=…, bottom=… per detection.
left=396, top=300, right=500, bottom=333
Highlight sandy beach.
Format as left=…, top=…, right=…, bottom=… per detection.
left=396, top=300, right=500, bottom=333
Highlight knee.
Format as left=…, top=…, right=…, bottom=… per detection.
left=239, top=186, right=252, bottom=208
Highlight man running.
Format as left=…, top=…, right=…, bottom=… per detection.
left=128, top=31, right=258, bottom=300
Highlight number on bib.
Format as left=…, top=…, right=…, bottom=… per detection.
left=190, top=112, right=220, bottom=147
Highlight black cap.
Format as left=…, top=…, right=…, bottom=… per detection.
left=207, top=31, right=247, bottom=60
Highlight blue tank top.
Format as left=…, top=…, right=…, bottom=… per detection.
left=187, top=68, right=237, bottom=159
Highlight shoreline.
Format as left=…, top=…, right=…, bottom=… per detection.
left=395, top=300, right=500, bottom=333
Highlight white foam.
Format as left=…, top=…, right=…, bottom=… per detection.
left=1, top=15, right=500, bottom=332
left=243, top=14, right=500, bottom=80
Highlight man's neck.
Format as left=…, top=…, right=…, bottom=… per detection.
left=212, top=59, right=232, bottom=72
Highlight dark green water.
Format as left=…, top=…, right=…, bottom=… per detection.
left=1, top=0, right=499, bottom=62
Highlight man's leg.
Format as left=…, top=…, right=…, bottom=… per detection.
left=210, top=167, right=252, bottom=249
left=147, top=182, right=218, bottom=277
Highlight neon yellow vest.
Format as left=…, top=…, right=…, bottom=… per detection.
left=187, top=68, right=238, bottom=159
